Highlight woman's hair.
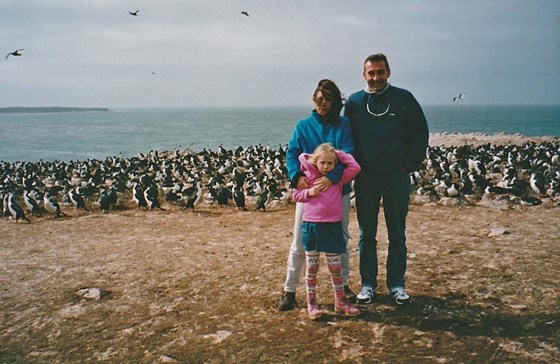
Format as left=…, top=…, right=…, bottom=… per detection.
left=312, top=79, right=344, bottom=124
left=309, top=143, right=337, bottom=166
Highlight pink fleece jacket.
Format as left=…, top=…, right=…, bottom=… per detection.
left=292, top=150, right=361, bottom=222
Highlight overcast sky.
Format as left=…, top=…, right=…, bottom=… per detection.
left=1, top=0, right=559, bottom=108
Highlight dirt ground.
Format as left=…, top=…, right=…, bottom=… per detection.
left=1, top=199, right=559, bottom=363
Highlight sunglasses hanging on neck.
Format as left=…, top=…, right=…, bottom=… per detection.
left=366, top=93, right=390, bottom=117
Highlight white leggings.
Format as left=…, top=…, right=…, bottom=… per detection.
left=283, top=194, right=351, bottom=292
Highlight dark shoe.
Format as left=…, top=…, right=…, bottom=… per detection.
left=278, top=291, right=296, bottom=311
left=344, top=285, right=357, bottom=303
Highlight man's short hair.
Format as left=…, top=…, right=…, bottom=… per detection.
left=364, top=53, right=390, bottom=71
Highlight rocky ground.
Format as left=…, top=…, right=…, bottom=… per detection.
left=1, top=200, right=559, bottom=363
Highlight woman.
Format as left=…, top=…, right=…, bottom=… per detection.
left=278, top=79, right=356, bottom=311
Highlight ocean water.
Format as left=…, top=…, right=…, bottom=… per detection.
left=0, top=105, right=558, bottom=163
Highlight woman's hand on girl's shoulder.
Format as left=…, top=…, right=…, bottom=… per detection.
left=296, top=176, right=309, bottom=189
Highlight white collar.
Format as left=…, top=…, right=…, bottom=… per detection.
left=364, top=83, right=390, bottom=95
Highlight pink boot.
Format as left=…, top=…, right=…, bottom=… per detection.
left=307, top=294, right=322, bottom=320
left=335, top=298, right=360, bottom=317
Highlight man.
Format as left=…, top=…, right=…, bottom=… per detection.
left=344, top=53, right=429, bottom=305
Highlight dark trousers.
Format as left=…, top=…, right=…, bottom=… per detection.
left=355, top=171, right=410, bottom=290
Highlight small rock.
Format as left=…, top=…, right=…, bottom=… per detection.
left=77, top=287, right=101, bottom=300
left=488, top=227, right=507, bottom=237
left=509, top=304, right=527, bottom=310
left=158, top=355, right=179, bottom=363
left=59, top=304, right=86, bottom=317
left=438, top=196, right=470, bottom=207
left=203, top=330, right=232, bottom=344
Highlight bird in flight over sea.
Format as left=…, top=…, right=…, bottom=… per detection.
left=5, top=49, right=24, bottom=60
left=453, top=93, right=466, bottom=102
left=241, top=11, right=250, bottom=17
left=129, top=10, right=140, bottom=16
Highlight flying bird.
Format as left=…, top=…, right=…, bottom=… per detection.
left=241, top=11, right=250, bottom=17
left=5, top=49, right=24, bottom=60
left=129, top=10, right=140, bottom=16
left=453, top=93, right=466, bottom=102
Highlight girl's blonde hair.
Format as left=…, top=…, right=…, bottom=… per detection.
left=309, top=143, right=337, bottom=166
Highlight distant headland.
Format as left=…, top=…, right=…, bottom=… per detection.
left=0, top=107, right=110, bottom=113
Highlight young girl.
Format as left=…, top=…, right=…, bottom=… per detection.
left=292, top=143, right=361, bottom=319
